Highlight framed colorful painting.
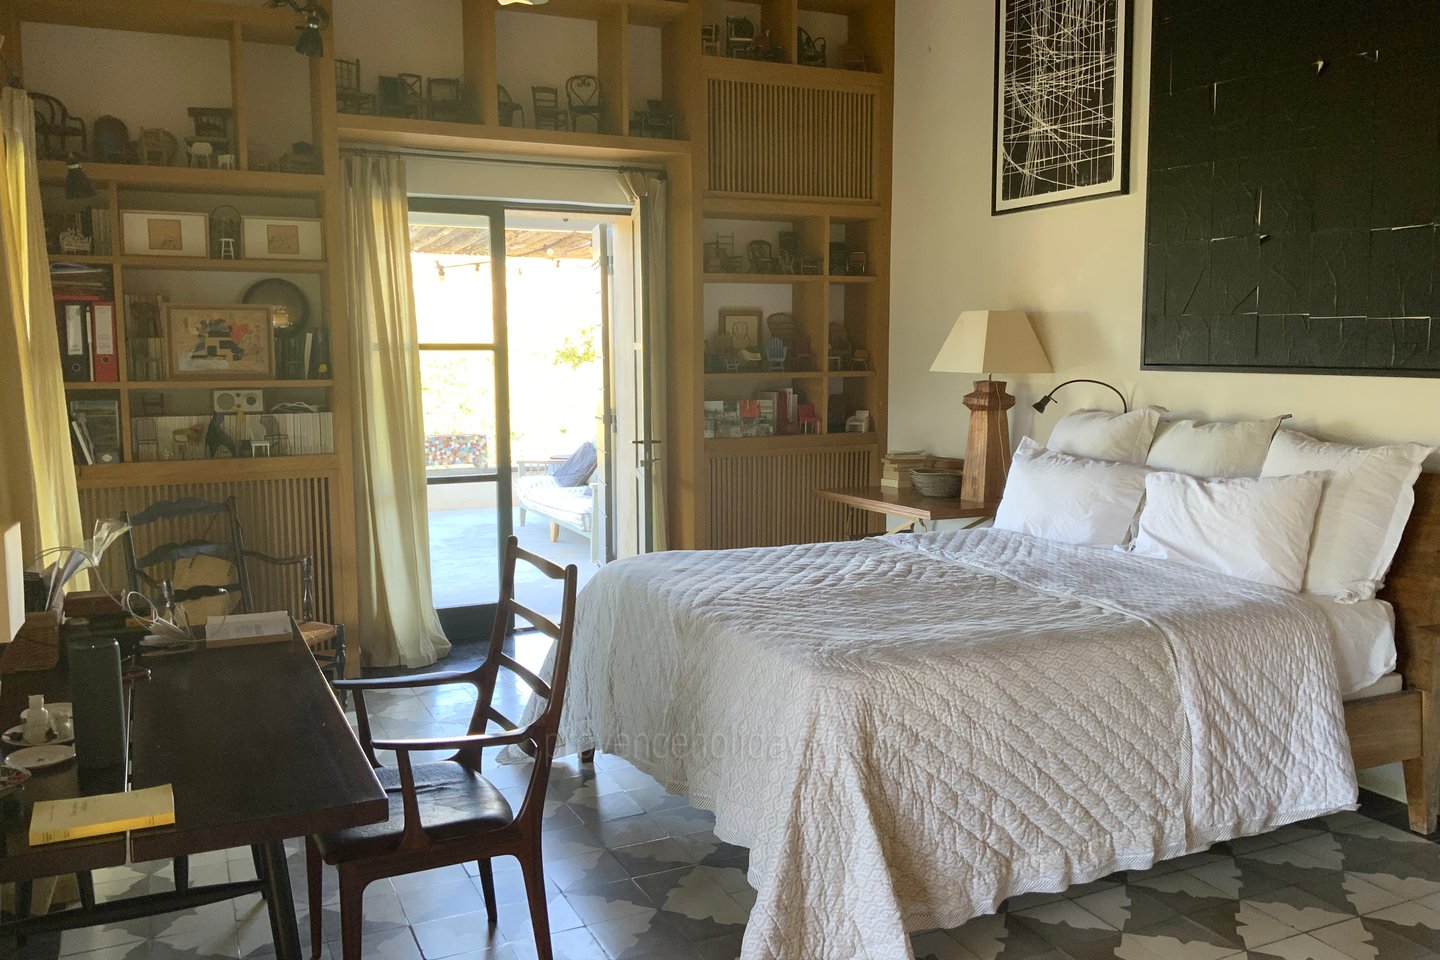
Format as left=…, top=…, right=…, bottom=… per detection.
left=164, top=304, right=275, bottom=380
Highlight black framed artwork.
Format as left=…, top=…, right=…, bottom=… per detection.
left=992, top=0, right=1134, bottom=215
left=1141, top=1, right=1440, bottom=377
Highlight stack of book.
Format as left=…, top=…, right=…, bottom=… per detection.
left=703, top=399, right=777, bottom=439
left=881, top=450, right=933, bottom=489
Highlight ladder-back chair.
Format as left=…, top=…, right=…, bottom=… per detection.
left=531, top=85, right=566, bottom=131
left=306, top=537, right=579, bottom=960
left=120, top=496, right=344, bottom=684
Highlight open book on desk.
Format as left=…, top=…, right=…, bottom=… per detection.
left=204, top=611, right=292, bottom=648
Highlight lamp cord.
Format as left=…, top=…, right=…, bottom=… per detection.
left=1038, top=379, right=1129, bottom=413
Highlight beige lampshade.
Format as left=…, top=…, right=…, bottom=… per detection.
left=929, top=309, right=1051, bottom=375
left=1, top=522, right=23, bottom=644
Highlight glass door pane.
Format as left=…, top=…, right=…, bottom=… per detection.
left=411, top=206, right=510, bottom=638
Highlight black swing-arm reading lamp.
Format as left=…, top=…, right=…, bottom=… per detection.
left=1032, top=379, right=1129, bottom=414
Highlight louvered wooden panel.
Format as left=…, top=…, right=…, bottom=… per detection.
left=707, top=78, right=875, bottom=200
left=708, top=445, right=878, bottom=549
left=79, top=476, right=335, bottom=623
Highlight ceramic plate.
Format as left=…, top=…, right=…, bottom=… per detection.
left=2, top=724, right=74, bottom=748
left=7, top=744, right=76, bottom=770
left=0, top=764, right=29, bottom=798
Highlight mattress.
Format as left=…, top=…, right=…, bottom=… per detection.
left=1300, top=594, right=1397, bottom=694
left=1343, top=672, right=1403, bottom=701
left=550, top=528, right=1358, bottom=960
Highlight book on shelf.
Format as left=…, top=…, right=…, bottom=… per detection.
left=123, top=292, right=167, bottom=381
left=28, top=784, right=175, bottom=846
left=54, top=297, right=94, bottom=383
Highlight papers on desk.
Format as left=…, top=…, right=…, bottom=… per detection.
left=29, top=784, right=175, bottom=845
left=204, top=611, right=291, bottom=648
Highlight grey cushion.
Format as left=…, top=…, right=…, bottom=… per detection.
left=552, top=442, right=597, bottom=487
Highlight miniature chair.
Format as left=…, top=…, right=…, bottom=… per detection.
left=186, top=107, right=234, bottom=157
left=565, top=75, right=603, bottom=133
left=798, top=26, right=828, bottom=67
left=427, top=77, right=465, bottom=123
left=726, top=16, right=757, bottom=58
left=133, top=418, right=159, bottom=462
left=635, top=99, right=676, bottom=139
left=747, top=239, right=780, bottom=274
left=31, top=93, right=86, bottom=160
left=187, top=141, right=214, bottom=168
left=259, top=415, right=288, bottom=456
left=497, top=85, right=525, bottom=127
left=378, top=74, right=423, bottom=118
left=701, top=23, right=722, bottom=56
left=335, top=58, right=376, bottom=114
left=120, top=495, right=345, bottom=686
left=92, top=115, right=137, bottom=164
left=765, top=337, right=788, bottom=371
left=531, top=86, right=566, bottom=131
left=305, top=537, right=578, bottom=960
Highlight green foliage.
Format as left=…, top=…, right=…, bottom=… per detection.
left=553, top=325, right=599, bottom=369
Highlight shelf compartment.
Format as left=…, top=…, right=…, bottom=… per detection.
left=118, top=256, right=327, bottom=274
left=337, top=114, right=689, bottom=163
left=704, top=371, right=823, bottom=382
left=703, top=273, right=824, bottom=284
left=39, top=160, right=327, bottom=197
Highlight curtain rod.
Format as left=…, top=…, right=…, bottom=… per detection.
left=340, top=144, right=666, bottom=179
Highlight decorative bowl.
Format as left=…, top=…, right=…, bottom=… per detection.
left=910, top=468, right=963, bottom=498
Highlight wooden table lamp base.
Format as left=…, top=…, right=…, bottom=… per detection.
left=961, top=378, right=1015, bottom=506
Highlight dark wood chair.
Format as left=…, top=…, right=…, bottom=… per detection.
left=797, top=26, right=827, bottom=67
left=497, top=85, right=525, bottom=127
left=305, top=536, right=579, bottom=960
left=565, top=74, right=602, bottom=133
left=119, top=495, right=345, bottom=686
left=531, top=85, right=566, bottom=131
left=378, top=73, right=423, bottom=118
left=335, top=58, right=376, bottom=115
left=427, top=77, right=465, bottom=122
left=725, top=15, right=757, bottom=58
left=31, top=92, right=86, bottom=160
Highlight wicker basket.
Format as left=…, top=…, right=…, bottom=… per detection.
left=909, top=468, right=962, bottom=498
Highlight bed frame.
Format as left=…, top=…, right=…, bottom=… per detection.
left=1350, top=471, right=1440, bottom=833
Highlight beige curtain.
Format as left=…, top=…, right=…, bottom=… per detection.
left=342, top=154, right=449, bottom=667
left=0, top=88, right=84, bottom=571
left=618, top=171, right=669, bottom=552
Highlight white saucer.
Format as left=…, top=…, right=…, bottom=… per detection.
left=7, top=744, right=76, bottom=770
left=2, top=724, right=73, bottom=748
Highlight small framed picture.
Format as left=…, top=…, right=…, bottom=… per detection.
left=718, top=308, right=763, bottom=350
left=165, top=304, right=275, bottom=380
left=121, top=210, right=209, bottom=258
left=242, top=216, right=323, bottom=260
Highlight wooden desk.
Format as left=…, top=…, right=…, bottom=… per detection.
left=816, top=485, right=994, bottom=535
left=0, top=635, right=385, bottom=960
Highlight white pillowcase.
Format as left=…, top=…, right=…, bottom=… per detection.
left=1260, top=429, right=1433, bottom=602
left=1045, top=406, right=1164, bottom=465
left=1129, top=472, right=1324, bottom=591
left=1145, top=416, right=1285, bottom=477
left=994, top=438, right=1151, bottom=547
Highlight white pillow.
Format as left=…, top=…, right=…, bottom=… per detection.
left=1129, top=472, right=1324, bottom=591
left=994, top=438, right=1151, bottom=547
left=1145, top=416, right=1285, bottom=477
left=1046, top=406, right=1164, bottom=465
left=1260, top=429, right=1433, bottom=602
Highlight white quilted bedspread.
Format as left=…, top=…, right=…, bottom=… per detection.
left=552, top=529, right=1358, bottom=960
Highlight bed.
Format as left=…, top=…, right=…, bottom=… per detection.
left=552, top=472, right=1438, bottom=960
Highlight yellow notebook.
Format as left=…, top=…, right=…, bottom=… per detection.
left=28, top=784, right=176, bottom=846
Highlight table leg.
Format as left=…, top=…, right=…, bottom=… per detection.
left=258, top=840, right=302, bottom=960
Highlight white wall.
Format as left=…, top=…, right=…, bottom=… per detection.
left=889, top=0, right=1439, bottom=801
left=331, top=0, right=464, bottom=90
left=889, top=0, right=1440, bottom=468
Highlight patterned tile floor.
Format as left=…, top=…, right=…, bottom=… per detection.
left=11, top=635, right=1440, bottom=960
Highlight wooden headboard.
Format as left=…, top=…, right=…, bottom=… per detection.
left=1383, top=472, right=1440, bottom=687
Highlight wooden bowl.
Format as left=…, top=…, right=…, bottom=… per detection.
left=910, top=468, right=962, bottom=498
